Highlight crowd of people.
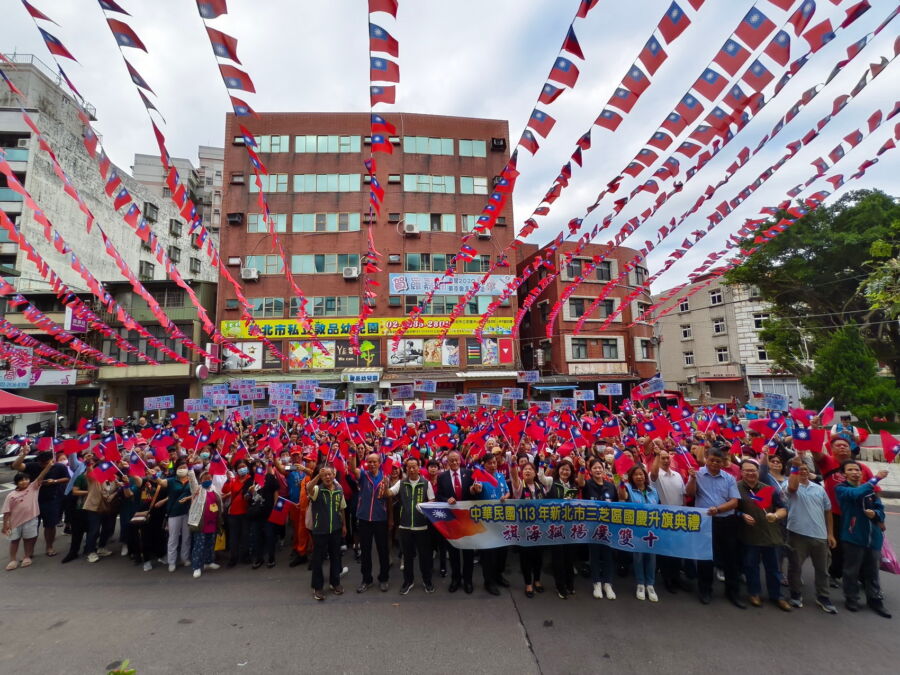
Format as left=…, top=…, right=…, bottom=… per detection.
left=1, top=399, right=892, bottom=618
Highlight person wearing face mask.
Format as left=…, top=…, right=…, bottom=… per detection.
left=129, top=469, right=166, bottom=571
left=223, top=459, right=252, bottom=567
left=163, top=459, right=194, bottom=572
left=189, top=471, right=224, bottom=578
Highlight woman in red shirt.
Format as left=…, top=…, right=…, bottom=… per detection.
left=222, top=459, right=251, bottom=567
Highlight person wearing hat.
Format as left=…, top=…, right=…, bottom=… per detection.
left=12, top=446, right=69, bottom=557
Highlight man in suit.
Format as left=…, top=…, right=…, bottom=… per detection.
left=435, top=450, right=482, bottom=593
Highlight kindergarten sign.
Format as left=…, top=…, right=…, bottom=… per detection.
left=419, top=500, right=712, bottom=559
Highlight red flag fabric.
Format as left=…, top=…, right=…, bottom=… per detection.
left=220, top=65, right=255, bottom=92
left=107, top=18, right=147, bottom=51
left=38, top=28, right=78, bottom=61
left=562, top=25, right=584, bottom=60
left=803, top=19, right=835, bottom=53
left=714, top=39, right=751, bottom=76
left=791, top=427, right=826, bottom=452
left=471, top=466, right=499, bottom=488
left=370, top=85, right=395, bottom=105
left=623, top=65, right=650, bottom=96
left=90, top=461, right=118, bottom=482
left=369, top=23, right=399, bottom=57
left=595, top=108, right=623, bottom=131
left=370, top=56, right=400, bottom=83
left=764, top=30, right=791, bottom=67
left=735, top=8, right=776, bottom=49
left=368, top=0, right=398, bottom=17
left=23, top=0, right=57, bottom=22
left=658, top=2, right=691, bottom=43
left=549, top=58, right=579, bottom=87
left=742, top=60, right=774, bottom=92
left=608, top=87, right=639, bottom=113
left=207, top=26, right=241, bottom=63
left=639, top=36, right=668, bottom=76
left=748, top=484, right=775, bottom=511
left=576, top=0, right=600, bottom=18
left=881, top=430, right=900, bottom=463
left=197, top=0, right=228, bottom=19
left=268, top=497, right=290, bottom=525
left=789, top=1, right=816, bottom=36
left=693, top=68, right=728, bottom=100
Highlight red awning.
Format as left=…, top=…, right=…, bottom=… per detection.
left=697, top=377, right=743, bottom=382
left=0, top=389, right=58, bottom=414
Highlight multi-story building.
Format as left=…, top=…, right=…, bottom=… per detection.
left=214, top=112, right=519, bottom=397
left=516, top=242, right=657, bottom=399
left=654, top=277, right=808, bottom=404
left=197, top=145, right=224, bottom=230
left=0, top=54, right=217, bottom=426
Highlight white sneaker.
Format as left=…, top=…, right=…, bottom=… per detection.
left=87, top=552, right=99, bottom=563
left=340, top=566, right=349, bottom=577
left=400, top=560, right=405, bottom=570
left=716, top=568, right=725, bottom=582
left=592, top=582, right=604, bottom=599
left=206, top=563, right=220, bottom=570
left=603, top=583, right=616, bottom=600
left=647, top=586, right=659, bottom=603
left=636, top=584, right=646, bottom=601
left=193, top=569, right=201, bottom=579
left=120, top=545, right=129, bottom=557
left=143, top=561, right=152, bottom=572
left=97, top=548, right=112, bottom=558
left=340, top=544, right=347, bottom=552
left=168, top=564, right=176, bottom=572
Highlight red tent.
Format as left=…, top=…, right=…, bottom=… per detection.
left=0, top=390, right=58, bottom=414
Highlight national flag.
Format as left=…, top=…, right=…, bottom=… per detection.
left=676, top=140, right=701, bottom=157
left=371, top=113, right=396, bottom=135
left=661, top=111, right=687, bottom=134
left=810, top=157, right=828, bottom=175
left=635, top=148, right=658, bottom=166
left=764, top=30, right=791, bottom=67
left=789, top=0, right=816, bottom=36
left=693, top=68, right=727, bottom=100
left=528, top=109, right=556, bottom=138
left=230, top=96, right=255, bottom=117
left=38, top=29, right=78, bottom=61
left=880, top=430, right=900, bottom=463
left=828, top=144, right=845, bottom=164
left=209, top=452, right=228, bottom=476
left=639, top=36, right=667, bottom=75
left=658, top=2, right=691, bottom=43
left=370, top=56, right=400, bottom=82
left=368, top=0, right=398, bottom=17
left=127, top=450, right=146, bottom=477
left=817, top=397, right=835, bottom=425
left=562, top=25, right=584, bottom=60
left=23, top=0, right=57, bottom=22
left=803, top=19, right=834, bottom=53
left=370, top=85, right=395, bottom=105
left=609, top=87, right=638, bottom=113
left=841, top=1, right=871, bottom=29
left=614, top=449, right=635, bottom=476
left=792, top=427, right=826, bottom=452
left=196, top=0, right=228, bottom=19
left=623, top=65, right=650, bottom=96
left=748, top=485, right=775, bottom=511
left=647, top=131, right=673, bottom=151
left=623, top=162, right=643, bottom=177
left=735, top=8, right=776, bottom=49
left=369, top=23, right=399, bottom=57
left=675, top=93, right=702, bottom=124
left=124, top=60, right=153, bottom=92
left=600, top=416, right=621, bottom=438
left=90, top=461, right=118, bottom=482
left=714, top=39, right=751, bottom=76
left=107, top=18, right=147, bottom=51
left=576, top=0, right=600, bottom=18
left=519, top=130, right=539, bottom=155
left=742, top=60, right=774, bottom=92
left=539, top=83, right=564, bottom=105
left=595, top=108, right=623, bottom=131
left=749, top=418, right=783, bottom=439
left=844, top=129, right=863, bottom=147
left=113, top=187, right=132, bottom=210
left=207, top=26, right=240, bottom=62
left=254, top=464, right=267, bottom=487
left=866, top=110, right=882, bottom=133
left=267, top=496, right=290, bottom=526
left=220, top=64, right=255, bottom=92
left=549, top=57, right=579, bottom=87
left=471, top=465, right=499, bottom=488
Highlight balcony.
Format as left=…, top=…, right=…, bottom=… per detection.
left=0, top=187, right=24, bottom=202
left=569, top=361, right=629, bottom=376
left=696, top=363, right=743, bottom=381
left=97, top=362, right=194, bottom=381
left=2, top=147, right=29, bottom=164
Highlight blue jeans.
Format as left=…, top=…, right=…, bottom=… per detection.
left=743, top=544, right=781, bottom=600
left=633, top=552, right=656, bottom=586
left=589, top=544, right=613, bottom=583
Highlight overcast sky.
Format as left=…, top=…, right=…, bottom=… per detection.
left=4, top=0, right=898, bottom=293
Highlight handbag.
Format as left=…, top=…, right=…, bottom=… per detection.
left=130, top=483, right=161, bottom=526
left=214, top=531, right=227, bottom=552
left=881, top=535, right=900, bottom=575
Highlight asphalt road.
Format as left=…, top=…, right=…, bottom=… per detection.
left=1, top=528, right=898, bottom=675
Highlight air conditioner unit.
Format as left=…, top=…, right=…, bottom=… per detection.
left=226, top=212, right=244, bottom=226
left=403, top=222, right=419, bottom=235
left=17, top=138, right=29, bottom=148
left=477, top=230, right=492, bottom=240
left=240, top=267, right=259, bottom=281
left=388, top=213, right=401, bottom=223
left=491, top=137, right=507, bottom=151
left=342, top=266, right=359, bottom=279
left=227, top=257, right=242, bottom=266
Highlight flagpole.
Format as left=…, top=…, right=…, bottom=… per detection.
left=816, top=397, right=834, bottom=419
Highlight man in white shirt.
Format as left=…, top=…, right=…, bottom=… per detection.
left=650, top=449, right=690, bottom=594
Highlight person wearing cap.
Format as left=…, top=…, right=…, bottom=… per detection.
left=12, top=446, right=69, bottom=557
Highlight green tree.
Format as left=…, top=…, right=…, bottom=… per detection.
left=725, top=189, right=900, bottom=379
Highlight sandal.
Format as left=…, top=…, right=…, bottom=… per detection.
left=5, top=560, right=18, bottom=571
left=534, top=583, right=545, bottom=593
left=21, top=558, right=32, bottom=568
left=46, top=549, right=58, bottom=557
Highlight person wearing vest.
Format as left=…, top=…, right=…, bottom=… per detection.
left=389, top=457, right=436, bottom=595
left=307, top=465, right=347, bottom=601
left=351, top=452, right=390, bottom=593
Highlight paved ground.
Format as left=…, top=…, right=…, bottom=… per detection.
left=1, top=527, right=898, bottom=675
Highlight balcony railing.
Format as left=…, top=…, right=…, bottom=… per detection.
left=0, top=188, right=24, bottom=202
left=2, top=148, right=29, bottom=162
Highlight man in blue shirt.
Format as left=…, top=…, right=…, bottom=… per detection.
left=351, top=451, right=389, bottom=593
left=686, top=445, right=744, bottom=608
left=475, top=452, right=510, bottom=596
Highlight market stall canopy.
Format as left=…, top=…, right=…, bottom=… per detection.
left=0, top=390, right=58, bottom=414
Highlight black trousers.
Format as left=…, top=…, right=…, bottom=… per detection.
left=519, top=546, right=543, bottom=585
left=828, top=513, right=844, bottom=579
left=430, top=523, right=448, bottom=571
left=551, top=545, right=576, bottom=593
left=658, top=555, right=683, bottom=586
left=227, top=513, right=250, bottom=564
left=66, top=509, right=87, bottom=557
left=400, top=528, right=432, bottom=586
left=311, top=531, right=343, bottom=590
left=842, top=542, right=882, bottom=604
left=698, top=515, right=740, bottom=595
left=447, top=539, right=474, bottom=584
left=358, top=519, right=389, bottom=584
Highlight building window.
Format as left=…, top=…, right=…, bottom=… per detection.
left=257, top=135, right=290, bottom=153
left=463, top=254, right=491, bottom=273
left=402, top=174, right=455, bottom=194
left=168, top=219, right=182, bottom=237
left=679, top=298, right=690, bottom=312
left=248, top=173, right=288, bottom=193
left=405, top=253, right=454, bottom=272
left=459, top=176, right=488, bottom=195
left=601, top=339, right=619, bottom=359
left=596, top=261, right=612, bottom=281
left=565, top=258, right=584, bottom=279
left=139, top=261, right=154, bottom=281
left=249, top=297, right=284, bottom=318
left=639, top=339, right=653, bottom=360
left=230, top=172, right=245, bottom=185
left=715, top=346, right=730, bottom=363
left=295, top=135, right=362, bottom=153
left=753, top=312, right=770, bottom=330
left=748, top=285, right=761, bottom=299
left=568, top=298, right=588, bottom=318
left=539, top=303, right=549, bottom=323
left=162, top=187, right=171, bottom=198
left=101, top=324, right=186, bottom=365
left=248, top=213, right=287, bottom=233
left=712, top=317, right=726, bottom=335
left=680, top=324, right=692, bottom=339
left=245, top=255, right=284, bottom=275
left=302, top=296, right=360, bottom=317
left=189, top=257, right=201, bottom=274
left=293, top=174, right=361, bottom=193
left=403, top=213, right=455, bottom=233
left=465, top=296, right=492, bottom=316
left=151, top=288, right=185, bottom=308
left=636, top=302, right=651, bottom=320
left=757, top=344, right=769, bottom=361
left=461, top=215, right=478, bottom=232
left=709, top=288, right=723, bottom=305
left=143, top=202, right=159, bottom=222
left=633, top=265, right=648, bottom=285
left=403, top=295, right=460, bottom=315
left=458, top=139, right=487, bottom=157
left=683, top=351, right=694, bottom=366
left=168, top=246, right=181, bottom=263
left=291, top=254, right=360, bottom=275
left=598, top=299, right=616, bottom=318
left=292, top=212, right=361, bottom=233
left=402, top=136, right=453, bottom=155
left=571, top=338, right=588, bottom=360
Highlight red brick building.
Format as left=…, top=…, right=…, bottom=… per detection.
left=215, top=112, right=519, bottom=395
left=516, top=242, right=656, bottom=398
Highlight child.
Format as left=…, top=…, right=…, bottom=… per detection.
left=2, top=459, right=54, bottom=570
